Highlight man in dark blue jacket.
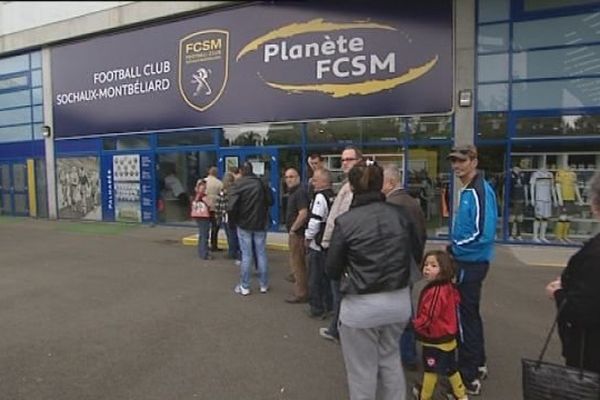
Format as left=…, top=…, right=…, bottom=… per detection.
left=447, top=145, right=497, bottom=396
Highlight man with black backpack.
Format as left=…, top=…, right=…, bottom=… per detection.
left=304, top=168, right=336, bottom=319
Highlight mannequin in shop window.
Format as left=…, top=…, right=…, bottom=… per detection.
left=509, top=166, right=528, bottom=240
left=555, top=165, right=584, bottom=243
left=529, top=165, right=557, bottom=243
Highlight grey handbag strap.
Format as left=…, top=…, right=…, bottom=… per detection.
left=537, top=300, right=566, bottom=363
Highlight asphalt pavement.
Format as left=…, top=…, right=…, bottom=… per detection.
left=0, top=217, right=570, bottom=400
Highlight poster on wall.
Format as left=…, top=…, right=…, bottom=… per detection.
left=113, top=154, right=141, bottom=222
left=51, top=1, right=452, bottom=138
left=140, top=154, right=155, bottom=223
left=57, top=157, right=102, bottom=220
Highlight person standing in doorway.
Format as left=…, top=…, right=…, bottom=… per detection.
left=284, top=167, right=309, bottom=304
left=318, top=146, right=362, bottom=342
left=205, top=166, right=223, bottom=252
left=447, top=145, right=497, bottom=396
left=227, top=162, right=273, bottom=295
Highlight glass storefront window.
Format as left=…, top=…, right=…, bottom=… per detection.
left=408, top=116, right=452, bottom=140
left=478, top=53, right=509, bottom=82
left=477, top=112, right=507, bottom=138
left=406, top=145, right=451, bottom=238
left=103, top=135, right=150, bottom=151
left=156, top=151, right=216, bottom=224
left=307, top=118, right=406, bottom=144
left=513, top=13, right=600, bottom=50
left=307, top=120, right=362, bottom=144
left=362, top=117, right=405, bottom=143
left=513, top=78, right=600, bottom=110
left=0, top=107, right=32, bottom=126
left=0, top=74, right=27, bottom=91
left=0, top=54, right=29, bottom=75
left=477, top=145, right=507, bottom=239
left=30, top=52, right=42, bottom=69
left=524, top=0, right=600, bottom=11
left=157, top=130, right=214, bottom=147
left=478, top=23, right=510, bottom=53
left=31, top=69, right=42, bottom=87
left=513, top=45, right=600, bottom=80
left=264, top=124, right=302, bottom=145
left=516, top=114, right=600, bottom=137
left=478, top=0, right=509, bottom=23
left=510, top=143, right=600, bottom=244
left=0, top=89, right=31, bottom=109
left=0, top=125, right=31, bottom=142
left=477, top=83, right=508, bottom=111
left=220, top=123, right=301, bottom=146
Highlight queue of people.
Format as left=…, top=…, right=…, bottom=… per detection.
left=189, top=146, right=600, bottom=399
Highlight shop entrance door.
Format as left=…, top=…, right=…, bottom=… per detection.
left=0, top=160, right=29, bottom=216
left=218, top=148, right=279, bottom=229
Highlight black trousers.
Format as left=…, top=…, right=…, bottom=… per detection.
left=209, top=212, right=220, bottom=250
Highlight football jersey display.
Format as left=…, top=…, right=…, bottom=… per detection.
left=510, top=169, right=527, bottom=202
left=529, top=169, right=554, bottom=218
left=555, top=169, right=577, bottom=202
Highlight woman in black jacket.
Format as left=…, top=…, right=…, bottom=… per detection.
left=326, top=161, right=423, bottom=400
left=546, top=170, right=600, bottom=373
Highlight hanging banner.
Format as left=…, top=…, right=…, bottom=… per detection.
left=51, top=1, right=452, bottom=138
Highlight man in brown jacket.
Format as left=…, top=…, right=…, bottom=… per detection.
left=382, top=164, right=427, bottom=370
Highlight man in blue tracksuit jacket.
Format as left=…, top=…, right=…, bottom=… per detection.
left=447, top=145, right=497, bottom=396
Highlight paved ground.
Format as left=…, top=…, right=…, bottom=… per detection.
left=0, top=217, right=571, bottom=400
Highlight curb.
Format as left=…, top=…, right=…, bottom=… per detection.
left=182, top=234, right=289, bottom=251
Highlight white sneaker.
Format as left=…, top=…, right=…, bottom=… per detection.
left=465, top=379, right=481, bottom=396
left=234, top=260, right=241, bottom=266
left=260, top=286, right=269, bottom=294
left=234, top=284, right=250, bottom=296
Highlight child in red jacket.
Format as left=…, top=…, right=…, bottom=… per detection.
left=412, top=250, right=468, bottom=400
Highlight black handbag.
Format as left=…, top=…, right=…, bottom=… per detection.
left=522, top=301, right=600, bottom=400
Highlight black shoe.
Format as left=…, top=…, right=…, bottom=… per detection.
left=304, top=309, right=327, bottom=320
left=285, top=296, right=308, bottom=304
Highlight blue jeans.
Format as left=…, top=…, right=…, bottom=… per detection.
left=308, top=248, right=332, bottom=314
left=400, top=299, right=417, bottom=366
left=196, top=219, right=210, bottom=259
left=237, top=228, right=268, bottom=290
left=456, top=261, right=489, bottom=383
left=224, top=220, right=240, bottom=260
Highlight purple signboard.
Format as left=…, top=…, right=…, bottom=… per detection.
left=51, top=2, right=452, bottom=138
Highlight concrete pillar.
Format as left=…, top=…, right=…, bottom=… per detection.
left=454, top=0, right=476, bottom=147
left=450, top=0, right=476, bottom=214
left=42, top=47, right=57, bottom=219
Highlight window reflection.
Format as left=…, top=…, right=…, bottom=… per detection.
left=219, top=123, right=301, bottom=146
left=516, top=114, right=600, bottom=137
left=408, top=116, right=452, bottom=139
left=477, top=113, right=507, bottom=138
